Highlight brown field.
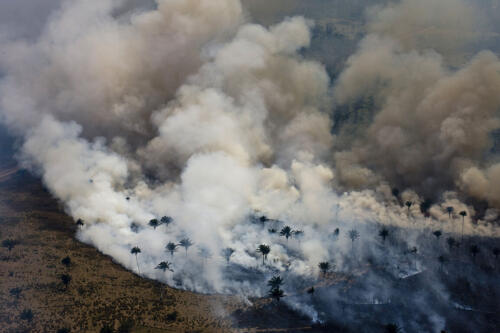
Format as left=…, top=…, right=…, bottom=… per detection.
left=0, top=167, right=321, bottom=333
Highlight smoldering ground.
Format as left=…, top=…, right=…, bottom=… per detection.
left=0, top=0, right=499, bottom=332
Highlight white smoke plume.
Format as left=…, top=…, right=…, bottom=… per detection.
left=1, top=1, right=499, bottom=329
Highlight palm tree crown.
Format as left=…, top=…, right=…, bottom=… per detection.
left=379, top=228, right=389, bottom=243
left=149, top=219, right=160, bottom=229
left=318, top=261, right=330, bottom=276
left=267, top=275, right=284, bottom=289
left=155, top=261, right=173, bottom=272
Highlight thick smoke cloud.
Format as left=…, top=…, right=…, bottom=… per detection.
left=0, top=0, right=499, bottom=329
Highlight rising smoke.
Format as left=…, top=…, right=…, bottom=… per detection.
left=0, top=0, right=499, bottom=330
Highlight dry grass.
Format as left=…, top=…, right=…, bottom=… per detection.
left=0, top=171, right=244, bottom=333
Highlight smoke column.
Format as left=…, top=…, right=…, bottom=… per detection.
left=0, top=0, right=499, bottom=325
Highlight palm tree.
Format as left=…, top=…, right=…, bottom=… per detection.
left=10, top=287, right=22, bottom=299
left=405, top=201, right=413, bottom=215
left=493, top=247, right=500, bottom=269
left=60, top=273, right=72, bottom=290
left=438, top=255, right=447, bottom=271
left=332, top=228, right=340, bottom=240
left=293, top=230, right=304, bottom=242
left=470, top=244, right=480, bottom=263
left=459, top=211, right=467, bottom=244
left=166, top=242, right=178, bottom=257
left=280, top=226, right=293, bottom=243
left=221, top=247, right=235, bottom=263
left=307, top=286, right=315, bottom=295
left=269, top=287, right=285, bottom=302
left=148, top=219, right=160, bottom=230
left=130, top=222, right=140, bottom=233
left=384, top=323, right=402, bottom=333
left=257, top=244, right=270, bottom=265
left=446, top=206, right=454, bottom=219
left=155, top=261, right=173, bottom=272
left=131, top=246, right=141, bottom=274
left=433, top=230, right=442, bottom=242
left=198, top=246, right=212, bottom=265
left=446, top=237, right=456, bottom=252
left=76, top=219, right=84, bottom=229
left=318, top=262, right=330, bottom=277
left=379, top=228, right=389, bottom=244
left=348, top=229, right=360, bottom=255
left=2, top=239, right=18, bottom=259
left=267, top=276, right=284, bottom=289
left=178, top=238, right=194, bottom=256
left=161, top=216, right=173, bottom=227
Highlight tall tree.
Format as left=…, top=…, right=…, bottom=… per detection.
left=493, top=247, right=500, bottom=269
left=446, top=237, right=456, bottom=252
left=433, top=230, right=442, bottom=242
left=318, top=262, right=330, bottom=277
left=76, top=219, right=84, bottom=229
left=446, top=206, right=454, bottom=219
left=148, top=219, right=160, bottom=230
left=2, top=239, right=18, bottom=258
left=257, top=244, right=270, bottom=265
left=470, top=244, right=480, bottom=263
left=267, top=276, right=284, bottom=290
left=379, top=228, right=389, bottom=244
left=348, top=229, right=360, bottom=255
left=269, top=287, right=285, bottom=302
left=221, top=247, right=235, bottom=263
left=198, top=246, right=212, bottom=265
left=438, top=255, right=447, bottom=271
left=459, top=211, right=467, bottom=244
left=166, top=242, right=178, bottom=257
left=280, top=226, right=293, bottom=243
left=161, top=216, right=173, bottom=227
left=131, top=246, right=141, bottom=274
left=178, top=238, right=194, bottom=256
left=405, top=201, right=413, bottom=215
left=60, top=274, right=72, bottom=290
left=293, top=230, right=304, bottom=243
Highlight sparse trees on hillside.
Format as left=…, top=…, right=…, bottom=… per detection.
left=131, top=246, right=141, bottom=274
left=257, top=244, right=270, bottom=265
